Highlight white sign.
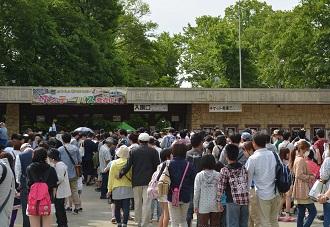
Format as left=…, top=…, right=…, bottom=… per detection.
left=134, top=104, right=168, bottom=112
left=209, top=103, right=242, bottom=112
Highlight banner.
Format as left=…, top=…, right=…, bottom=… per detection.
left=134, top=104, right=168, bottom=112
left=33, top=88, right=126, bottom=104
left=209, top=103, right=242, bottom=112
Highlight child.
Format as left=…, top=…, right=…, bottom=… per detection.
left=194, top=154, right=221, bottom=226
left=217, top=144, right=249, bottom=227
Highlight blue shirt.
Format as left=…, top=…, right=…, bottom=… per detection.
left=58, top=144, right=81, bottom=179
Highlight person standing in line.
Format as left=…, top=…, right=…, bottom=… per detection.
left=318, top=144, right=330, bottom=227
left=0, top=122, right=8, bottom=146
left=0, top=156, right=15, bottom=227
left=194, top=154, right=221, bottom=227
left=158, top=148, right=172, bottom=227
left=47, top=148, right=71, bottom=227
left=168, top=143, right=195, bottom=227
left=99, top=138, right=113, bottom=199
left=218, top=144, right=249, bottom=227
left=26, top=148, right=58, bottom=227
left=15, top=143, right=33, bottom=227
left=119, top=133, right=160, bottom=227
left=161, top=128, right=176, bottom=149
left=242, top=141, right=258, bottom=227
left=82, top=132, right=97, bottom=185
left=108, top=145, right=133, bottom=227
left=58, top=133, right=82, bottom=214
left=292, top=140, right=317, bottom=227
left=245, top=133, right=281, bottom=227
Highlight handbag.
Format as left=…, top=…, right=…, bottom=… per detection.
left=148, top=162, right=167, bottom=199
left=64, top=146, right=82, bottom=178
left=308, top=179, right=327, bottom=202
left=172, top=162, right=189, bottom=207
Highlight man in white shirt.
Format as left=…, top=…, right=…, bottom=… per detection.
left=278, top=131, right=294, bottom=152
left=99, top=138, right=113, bottom=199
left=246, top=133, right=280, bottom=227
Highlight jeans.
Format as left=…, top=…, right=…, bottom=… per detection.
left=20, top=187, right=30, bottom=227
left=114, top=199, right=130, bottom=225
left=151, top=199, right=161, bottom=220
left=225, top=203, right=248, bottom=227
left=297, top=203, right=317, bottom=227
left=101, top=172, right=108, bottom=198
left=186, top=192, right=194, bottom=227
left=323, top=203, right=330, bottom=227
left=54, top=198, right=68, bottom=227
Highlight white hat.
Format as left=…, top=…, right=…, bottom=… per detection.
left=20, top=143, right=31, bottom=151
left=138, top=133, right=150, bottom=142
left=116, top=145, right=130, bottom=159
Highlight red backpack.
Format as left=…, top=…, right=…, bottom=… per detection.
left=27, top=170, right=51, bottom=216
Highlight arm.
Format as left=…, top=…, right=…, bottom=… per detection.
left=15, top=156, right=22, bottom=184
left=217, top=169, right=227, bottom=212
left=314, top=147, right=322, bottom=165
left=119, top=153, right=133, bottom=178
left=295, top=159, right=312, bottom=182
left=108, top=163, right=115, bottom=193
left=56, top=165, right=66, bottom=185
left=193, top=173, right=201, bottom=211
left=219, top=148, right=227, bottom=165
left=320, top=158, right=330, bottom=182
left=245, top=158, right=255, bottom=188
left=160, top=136, right=167, bottom=149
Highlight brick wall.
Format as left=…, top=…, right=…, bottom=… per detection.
left=6, top=104, right=20, bottom=136
left=191, top=104, right=330, bottom=133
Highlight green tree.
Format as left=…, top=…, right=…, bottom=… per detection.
left=0, top=0, right=122, bottom=86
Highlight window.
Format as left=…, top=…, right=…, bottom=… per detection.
left=268, top=124, right=282, bottom=135
left=223, top=124, right=238, bottom=136
left=311, top=124, right=325, bottom=138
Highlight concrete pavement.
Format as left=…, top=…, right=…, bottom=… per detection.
left=15, top=185, right=324, bottom=227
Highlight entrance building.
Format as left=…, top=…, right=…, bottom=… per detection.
left=1, top=87, right=330, bottom=139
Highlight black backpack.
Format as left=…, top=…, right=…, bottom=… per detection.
left=273, top=152, right=292, bottom=193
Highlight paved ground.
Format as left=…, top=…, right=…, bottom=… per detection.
left=16, top=185, right=324, bottom=227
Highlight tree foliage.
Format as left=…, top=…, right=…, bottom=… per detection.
left=178, top=0, right=330, bottom=88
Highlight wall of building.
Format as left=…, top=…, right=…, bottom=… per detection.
left=191, top=104, right=330, bottom=135
left=5, top=104, right=20, bottom=136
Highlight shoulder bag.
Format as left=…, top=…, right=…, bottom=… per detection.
left=64, top=146, right=82, bottom=178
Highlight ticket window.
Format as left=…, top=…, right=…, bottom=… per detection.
left=311, top=125, right=326, bottom=138
left=223, top=125, right=238, bottom=136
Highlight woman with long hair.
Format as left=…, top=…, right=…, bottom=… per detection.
left=292, top=140, right=316, bottom=227
left=26, top=147, right=58, bottom=227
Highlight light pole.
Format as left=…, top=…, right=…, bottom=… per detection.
left=238, top=0, right=242, bottom=88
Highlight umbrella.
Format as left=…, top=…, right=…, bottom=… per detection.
left=117, top=122, right=136, bottom=132
left=74, top=127, right=94, bottom=133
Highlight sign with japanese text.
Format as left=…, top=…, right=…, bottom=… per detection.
left=32, top=88, right=126, bottom=104
left=134, top=104, right=168, bottom=112
left=209, top=103, right=242, bottom=112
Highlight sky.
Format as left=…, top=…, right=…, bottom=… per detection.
left=144, top=0, right=300, bottom=34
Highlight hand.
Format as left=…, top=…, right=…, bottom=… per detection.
left=318, top=194, right=328, bottom=204
left=106, top=192, right=112, bottom=198
left=194, top=208, right=198, bottom=214
left=309, top=175, right=315, bottom=181
left=218, top=203, right=224, bottom=212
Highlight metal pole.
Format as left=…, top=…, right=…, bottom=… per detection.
left=238, top=0, right=242, bottom=88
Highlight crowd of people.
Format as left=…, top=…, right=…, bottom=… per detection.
left=1, top=123, right=330, bottom=227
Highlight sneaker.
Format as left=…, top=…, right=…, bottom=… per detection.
left=111, top=218, right=116, bottom=224
left=65, top=207, right=72, bottom=212
left=73, top=209, right=79, bottom=215
left=78, top=208, right=83, bottom=212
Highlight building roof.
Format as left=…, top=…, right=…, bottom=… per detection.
left=1, top=86, right=330, bottom=104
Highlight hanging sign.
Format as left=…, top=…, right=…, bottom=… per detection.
left=209, top=103, right=242, bottom=112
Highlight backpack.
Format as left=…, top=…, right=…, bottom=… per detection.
left=157, top=164, right=171, bottom=197
left=147, top=162, right=167, bottom=199
left=163, top=135, right=175, bottom=149
left=273, top=152, right=292, bottom=193
left=27, top=169, right=51, bottom=216
left=172, top=162, right=189, bottom=207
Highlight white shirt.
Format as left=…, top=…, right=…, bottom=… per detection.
left=99, top=144, right=111, bottom=173
left=245, top=148, right=278, bottom=200
left=278, top=140, right=294, bottom=152
left=54, top=161, right=71, bottom=199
